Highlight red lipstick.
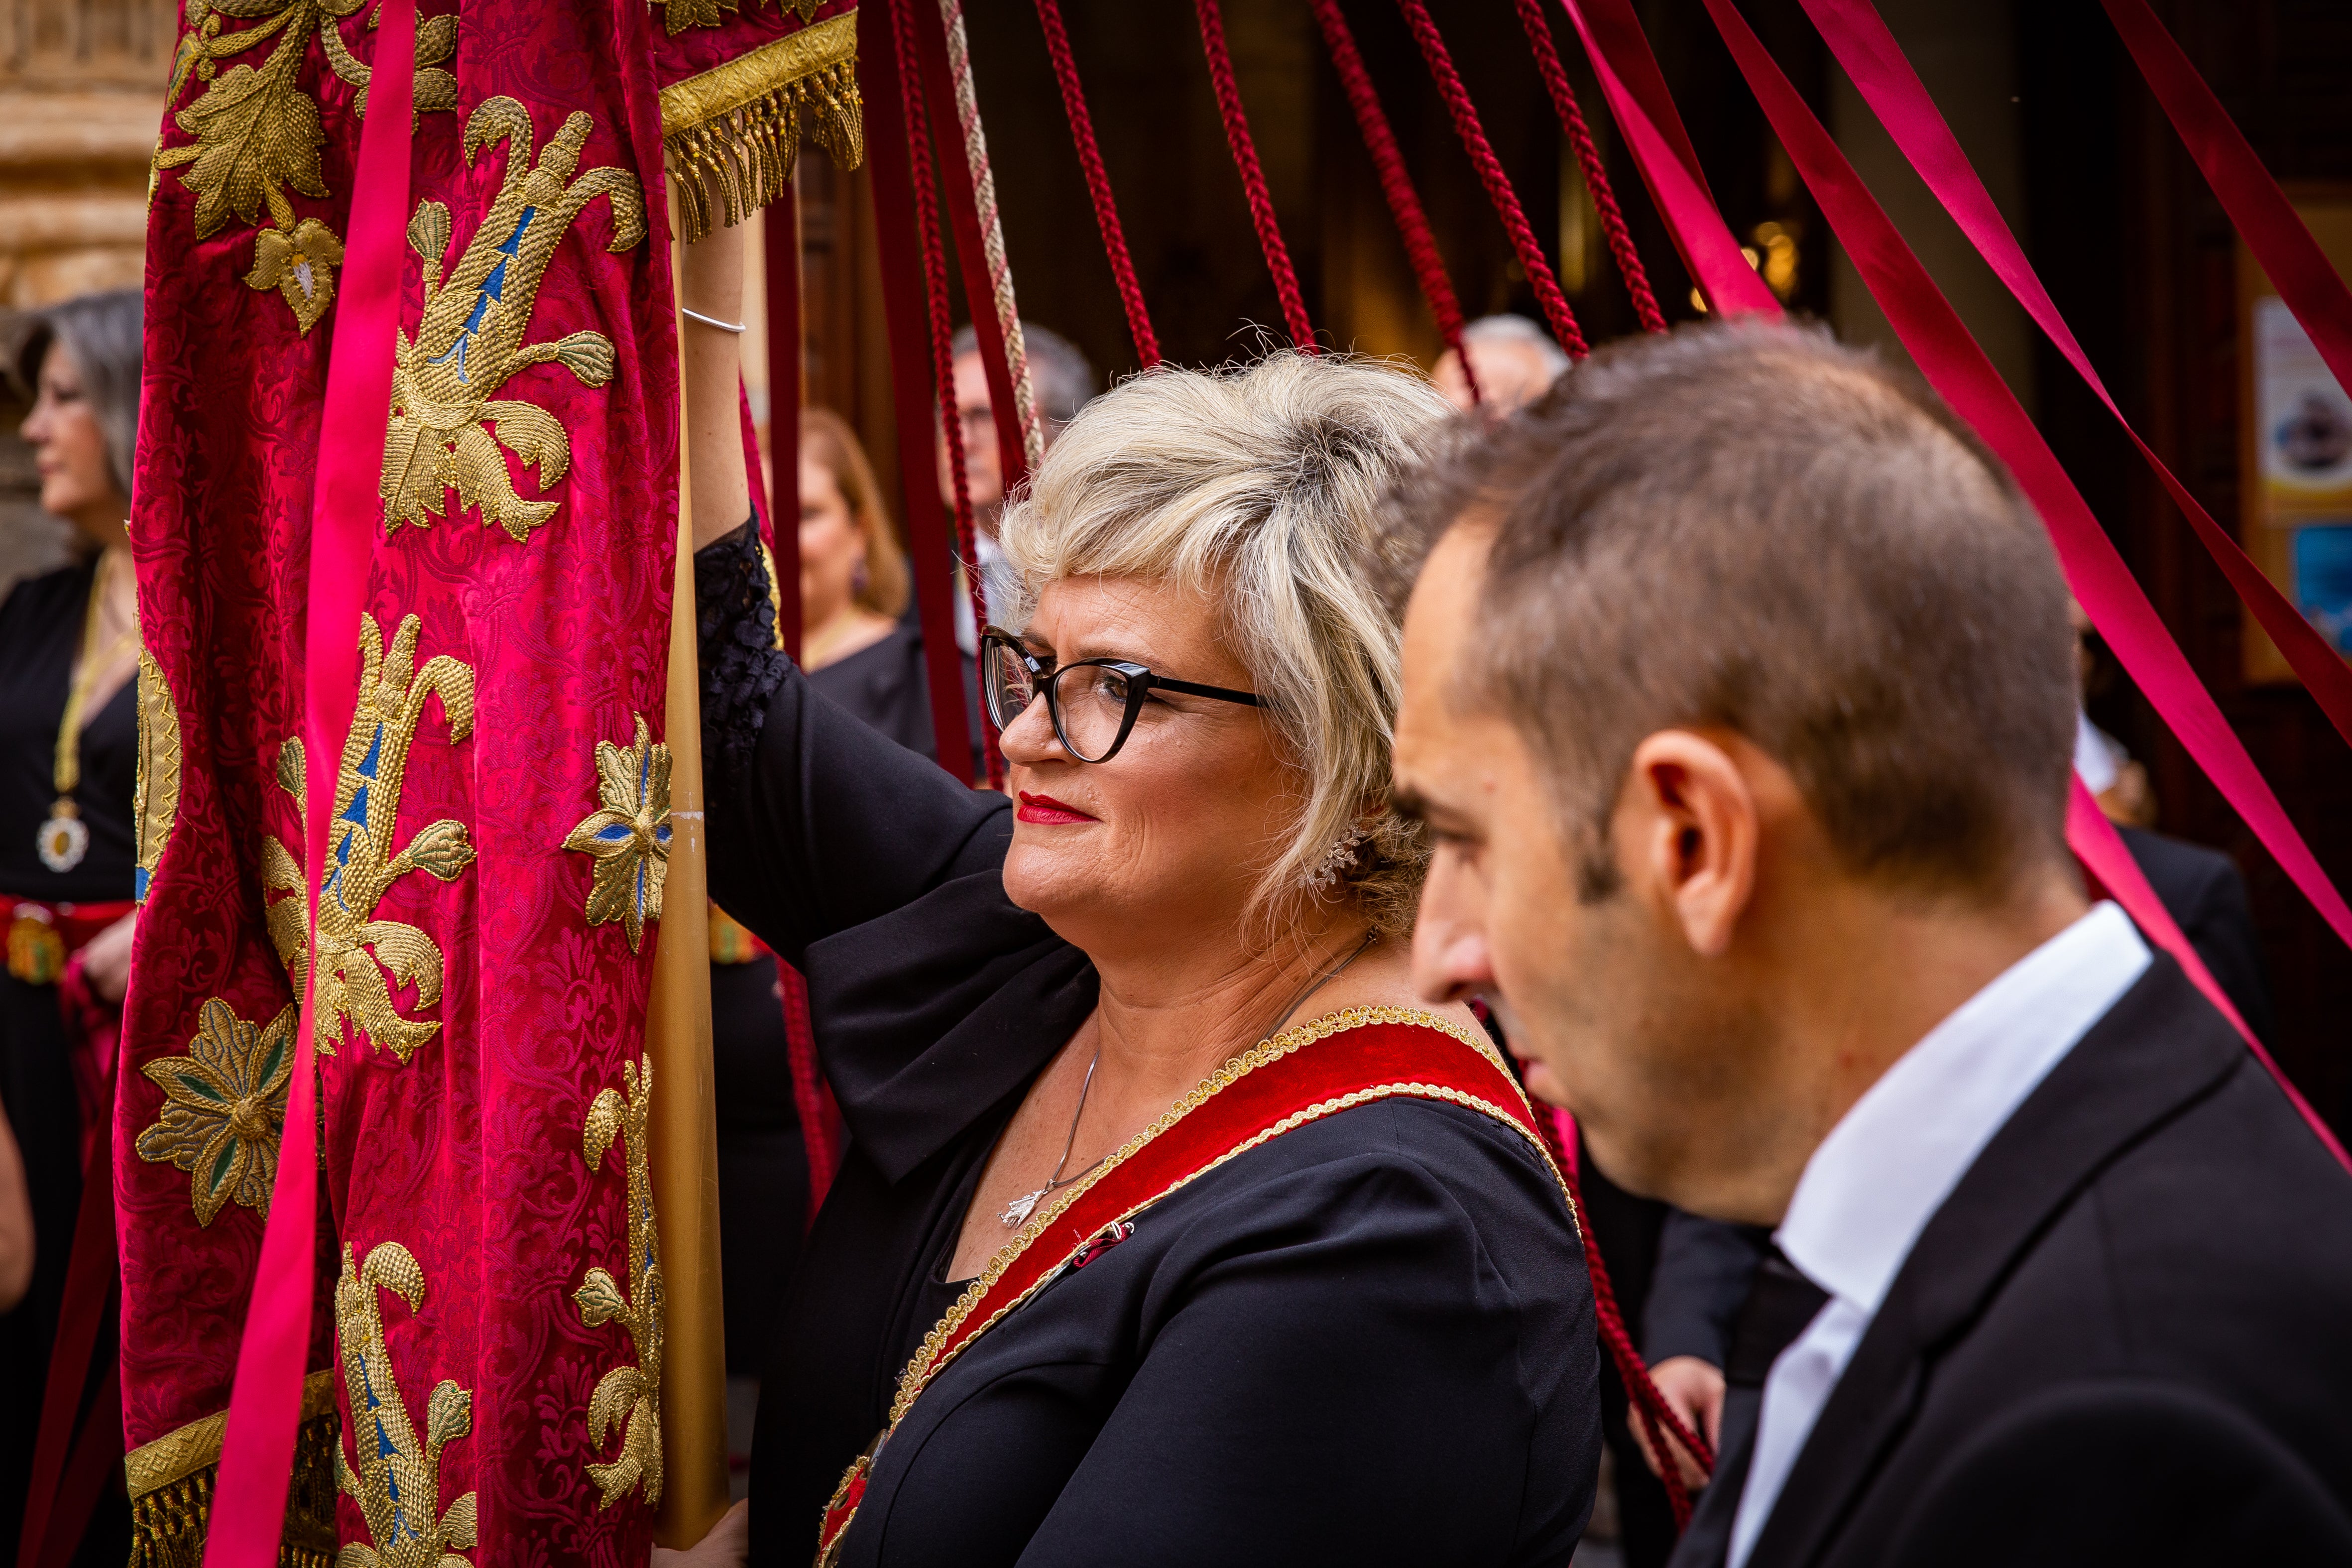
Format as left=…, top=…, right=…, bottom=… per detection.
left=1017, top=791, right=1098, bottom=825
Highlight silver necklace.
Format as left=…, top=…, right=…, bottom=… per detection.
left=996, top=929, right=1378, bottom=1230
left=999, top=1047, right=1104, bottom=1228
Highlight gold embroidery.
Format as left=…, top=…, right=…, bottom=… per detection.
left=133, top=643, right=184, bottom=902
left=134, top=998, right=298, bottom=1226
left=125, top=1370, right=340, bottom=1568
left=262, top=613, right=476, bottom=1063
left=335, top=1241, right=478, bottom=1568
left=154, top=0, right=458, bottom=334
left=574, top=1057, right=665, bottom=1508
left=561, top=714, right=672, bottom=954
left=380, top=98, right=647, bottom=544
left=659, top=10, right=864, bottom=241
left=654, top=0, right=823, bottom=37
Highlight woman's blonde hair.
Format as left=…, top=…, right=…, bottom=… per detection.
left=800, top=406, right=908, bottom=618
left=998, top=351, right=1452, bottom=940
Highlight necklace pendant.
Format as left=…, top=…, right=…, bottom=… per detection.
left=999, top=1188, right=1045, bottom=1229
left=37, top=801, right=88, bottom=874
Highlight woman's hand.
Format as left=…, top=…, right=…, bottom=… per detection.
left=1634, top=1354, right=1726, bottom=1492
left=679, top=218, right=753, bottom=553
left=651, top=1499, right=748, bottom=1568
left=80, top=908, right=136, bottom=1004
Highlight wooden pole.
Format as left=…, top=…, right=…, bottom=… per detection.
left=650, top=182, right=730, bottom=1548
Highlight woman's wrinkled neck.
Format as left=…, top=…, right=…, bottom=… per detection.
left=1087, top=899, right=1371, bottom=1098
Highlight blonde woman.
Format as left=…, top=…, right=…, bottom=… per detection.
left=679, top=222, right=1597, bottom=1568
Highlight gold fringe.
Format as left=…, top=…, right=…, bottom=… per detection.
left=127, top=1373, right=341, bottom=1568
left=659, top=11, right=865, bottom=241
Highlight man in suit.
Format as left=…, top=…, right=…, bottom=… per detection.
left=1381, top=320, right=2352, bottom=1566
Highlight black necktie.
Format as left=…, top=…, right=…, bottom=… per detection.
left=1667, top=1247, right=1832, bottom=1568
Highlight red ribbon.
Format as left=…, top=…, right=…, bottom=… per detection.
left=1797, top=0, right=2352, bottom=753
left=1692, top=0, right=2352, bottom=964
left=2098, top=0, right=2352, bottom=403
left=1690, top=0, right=2351, bottom=1174
left=861, top=0, right=977, bottom=781
left=202, top=3, right=416, bottom=1562
left=1554, top=0, right=1778, bottom=318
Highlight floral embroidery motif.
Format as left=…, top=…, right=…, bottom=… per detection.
left=653, top=0, right=822, bottom=37
left=132, top=643, right=183, bottom=903
left=381, top=98, right=647, bottom=544
left=575, top=1057, right=665, bottom=1508
left=334, top=1240, right=478, bottom=1568
left=134, top=998, right=297, bottom=1226
left=263, top=613, right=476, bottom=1063
left=154, top=0, right=458, bottom=334
left=562, top=714, right=672, bottom=954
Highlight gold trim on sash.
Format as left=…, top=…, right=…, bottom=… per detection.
left=815, top=1005, right=1574, bottom=1564
left=889, top=1005, right=1569, bottom=1427
left=659, top=11, right=864, bottom=240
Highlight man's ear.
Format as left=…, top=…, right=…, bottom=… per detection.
left=1617, top=730, right=1760, bottom=958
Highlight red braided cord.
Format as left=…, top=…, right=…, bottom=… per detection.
left=1033, top=0, right=1161, bottom=366
left=891, top=0, right=1004, bottom=788
left=1512, top=0, right=1667, bottom=333
left=779, top=960, right=844, bottom=1225
left=1393, top=0, right=1588, bottom=357
left=1532, top=1104, right=1714, bottom=1528
left=1192, top=0, right=1317, bottom=351
left=1306, top=0, right=1479, bottom=405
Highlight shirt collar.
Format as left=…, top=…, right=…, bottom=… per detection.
left=1775, top=901, right=2151, bottom=1313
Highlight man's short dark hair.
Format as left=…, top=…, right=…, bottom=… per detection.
left=1378, top=319, right=2078, bottom=902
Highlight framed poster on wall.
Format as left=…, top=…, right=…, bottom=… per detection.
left=2239, top=192, right=2352, bottom=684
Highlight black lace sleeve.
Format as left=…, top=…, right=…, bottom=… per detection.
left=695, top=519, right=788, bottom=784
left=691, top=518, right=1013, bottom=967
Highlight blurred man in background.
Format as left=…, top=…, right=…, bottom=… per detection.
left=1435, top=314, right=1571, bottom=417
left=938, top=321, right=1095, bottom=639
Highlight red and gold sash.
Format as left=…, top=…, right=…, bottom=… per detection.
left=813, top=1005, right=1575, bottom=1566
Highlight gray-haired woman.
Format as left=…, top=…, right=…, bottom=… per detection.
left=0, top=286, right=145, bottom=1559
left=674, top=232, right=1597, bottom=1568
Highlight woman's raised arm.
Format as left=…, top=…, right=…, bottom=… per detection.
left=678, top=218, right=1012, bottom=967
left=679, top=219, right=753, bottom=552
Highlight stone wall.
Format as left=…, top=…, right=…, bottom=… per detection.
left=0, top=0, right=173, bottom=595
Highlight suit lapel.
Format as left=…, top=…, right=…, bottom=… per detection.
left=1745, top=956, right=2245, bottom=1568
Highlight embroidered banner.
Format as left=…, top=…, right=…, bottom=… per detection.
left=121, top=2, right=861, bottom=1564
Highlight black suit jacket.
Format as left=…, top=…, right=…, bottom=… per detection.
left=1671, top=956, right=2352, bottom=1568
left=2119, top=825, right=2274, bottom=1044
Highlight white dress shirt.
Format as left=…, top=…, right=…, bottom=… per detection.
left=1725, top=901, right=2152, bottom=1568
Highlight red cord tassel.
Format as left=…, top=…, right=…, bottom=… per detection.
left=1033, top=0, right=1161, bottom=367
left=1511, top=0, right=1666, bottom=334
left=1306, top=0, right=1479, bottom=404
left=1393, top=0, right=1588, bottom=358
left=1192, top=0, right=1318, bottom=351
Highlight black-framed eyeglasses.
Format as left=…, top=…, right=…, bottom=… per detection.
left=979, top=625, right=1263, bottom=764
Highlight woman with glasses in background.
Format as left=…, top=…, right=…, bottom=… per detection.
left=678, top=207, right=1597, bottom=1568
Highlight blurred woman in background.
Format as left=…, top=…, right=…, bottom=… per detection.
left=1, top=287, right=143, bottom=1563
left=796, top=408, right=928, bottom=754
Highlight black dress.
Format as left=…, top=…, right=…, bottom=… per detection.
left=0, top=558, right=137, bottom=1561
left=806, top=620, right=941, bottom=763
left=696, top=526, right=1601, bottom=1568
